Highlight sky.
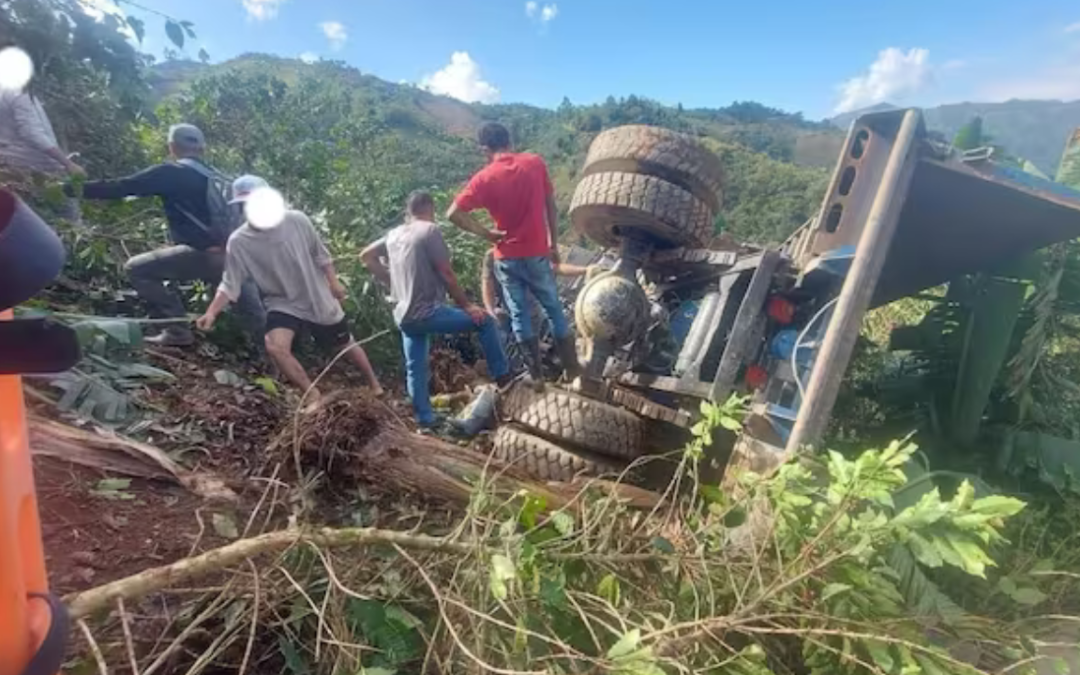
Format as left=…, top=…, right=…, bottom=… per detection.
left=88, top=0, right=1080, bottom=120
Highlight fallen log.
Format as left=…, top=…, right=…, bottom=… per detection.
left=29, top=415, right=237, bottom=502
left=269, top=391, right=661, bottom=510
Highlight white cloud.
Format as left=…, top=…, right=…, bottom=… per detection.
left=78, top=0, right=136, bottom=39
left=299, top=52, right=318, bottom=64
left=1065, top=21, right=1080, bottom=33
left=981, top=63, right=1080, bottom=102
left=420, top=52, right=500, bottom=104
left=834, top=47, right=932, bottom=113
left=526, top=2, right=558, bottom=25
left=242, top=0, right=286, bottom=21
left=319, top=21, right=347, bottom=50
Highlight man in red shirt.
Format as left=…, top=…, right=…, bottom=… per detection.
left=446, top=122, right=580, bottom=383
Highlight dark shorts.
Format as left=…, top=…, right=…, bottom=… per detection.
left=265, top=311, right=353, bottom=352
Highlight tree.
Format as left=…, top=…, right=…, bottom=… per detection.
left=953, top=116, right=984, bottom=150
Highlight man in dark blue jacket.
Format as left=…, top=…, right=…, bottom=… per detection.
left=75, top=124, right=264, bottom=346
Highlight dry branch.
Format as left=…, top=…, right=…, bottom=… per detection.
left=64, top=526, right=475, bottom=619
left=29, top=415, right=236, bottom=501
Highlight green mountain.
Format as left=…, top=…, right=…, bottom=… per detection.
left=831, top=100, right=1080, bottom=175
left=147, top=54, right=834, bottom=245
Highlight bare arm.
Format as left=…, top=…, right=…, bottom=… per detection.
left=546, top=193, right=560, bottom=263
left=322, top=260, right=347, bottom=301
left=481, top=253, right=498, bottom=314
left=434, top=258, right=473, bottom=310
left=359, top=239, right=391, bottom=287
left=446, top=202, right=505, bottom=244
left=554, top=262, right=588, bottom=277
left=196, top=290, right=232, bottom=331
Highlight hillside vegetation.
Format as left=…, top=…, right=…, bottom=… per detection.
left=147, top=54, right=834, bottom=246
left=832, top=99, right=1080, bottom=175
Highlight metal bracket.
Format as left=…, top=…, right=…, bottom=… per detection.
left=710, top=250, right=782, bottom=402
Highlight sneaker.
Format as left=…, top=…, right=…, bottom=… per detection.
left=145, top=327, right=195, bottom=347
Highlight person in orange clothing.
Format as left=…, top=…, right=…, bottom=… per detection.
left=446, top=122, right=580, bottom=383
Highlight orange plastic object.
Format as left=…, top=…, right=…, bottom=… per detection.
left=766, top=296, right=795, bottom=325
left=745, top=364, right=768, bottom=390
left=0, top=308, right=52, bottom=675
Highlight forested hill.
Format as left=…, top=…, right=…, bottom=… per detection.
left=831, top=100, right=1080, bottom=176
left=146, top=54, right=836, bottom=245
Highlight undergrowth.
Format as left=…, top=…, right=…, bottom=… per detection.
left=67, top=402, right=1072, bottom=675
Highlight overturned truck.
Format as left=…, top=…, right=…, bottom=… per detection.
left=493, top=108, right=1080, bottom=482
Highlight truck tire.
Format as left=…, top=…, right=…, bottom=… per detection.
left=583, top=125, right=724, bottom=213
left=570, top=171, right=712, bottom=249
left=501, top=383, right=645, bottom=460
left=493, top=425, right=625, bottom=482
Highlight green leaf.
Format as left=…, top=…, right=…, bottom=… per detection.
left=1054, top=658, right=1071, bottom=675
left=650, top=536, right=675, bottom=554
left=518, top=493, right=546, bottom=530
left=906, top=533, right=944, bottom=568
left=597, top=573, right=621, bottom=606
left=117, top=363, right=175, bottom=380
left=165, top=20, right=185, bottom=49
left=74, top=319, right=132, bottom=346
left=277, top=635, right=309, bottom=675
left=864, top=641, right=895, bottom=673
left=1010, top=586, right=1049, bottom=606
left=384, top=605, right=423, bottom=629
left=698, top=484, right=726, bottom=505
left=254, top=376, right=279, bottom=395
left=913, top=653, right=948, bottom=675
left=126, top=16, right=145, bottom=43
left=96, top=478, right=131, bottom=491
left=212, top=513, right=239, bottom=539
left=489, top=554, right=515, bottom=601
left=820, top=582, right=853, bottom=602
left=969, top=494, right=1026, bottom=518
left=941, top=533, right=993, bottom=578
left=359, top=669, right=396, bottom=675
left=719, top=415, right=742, bottom=431
left=551, top=510, right=574, bottom=536
left=886, top=545, right=967, bottom=627
left=607, top=628, right=641, bottom=659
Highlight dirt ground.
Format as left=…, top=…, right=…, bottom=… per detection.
left=35, top=457, right=228, bottom=595
left=31, top=339, right=487, bottom=596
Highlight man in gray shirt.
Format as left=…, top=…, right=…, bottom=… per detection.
left=196, top=176, right=383, bottom=400
left=361, top=190, right=509, bottom=430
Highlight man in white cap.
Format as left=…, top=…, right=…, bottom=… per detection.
left=73, top=123, right=264, bottom=346
left=196, top=176, right=383, bottom=400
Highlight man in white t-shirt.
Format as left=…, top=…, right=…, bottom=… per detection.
left=196, top=176, right=382, bottom=399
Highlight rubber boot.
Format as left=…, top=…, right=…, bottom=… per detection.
left=555, top=335, right=582, bottom=381
left=520, top=337, right=544, bottom=390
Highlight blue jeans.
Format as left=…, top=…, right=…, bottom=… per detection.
left=494, top=256, right=570, bottom=342
left=400, top=305, right=509, bottom=426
